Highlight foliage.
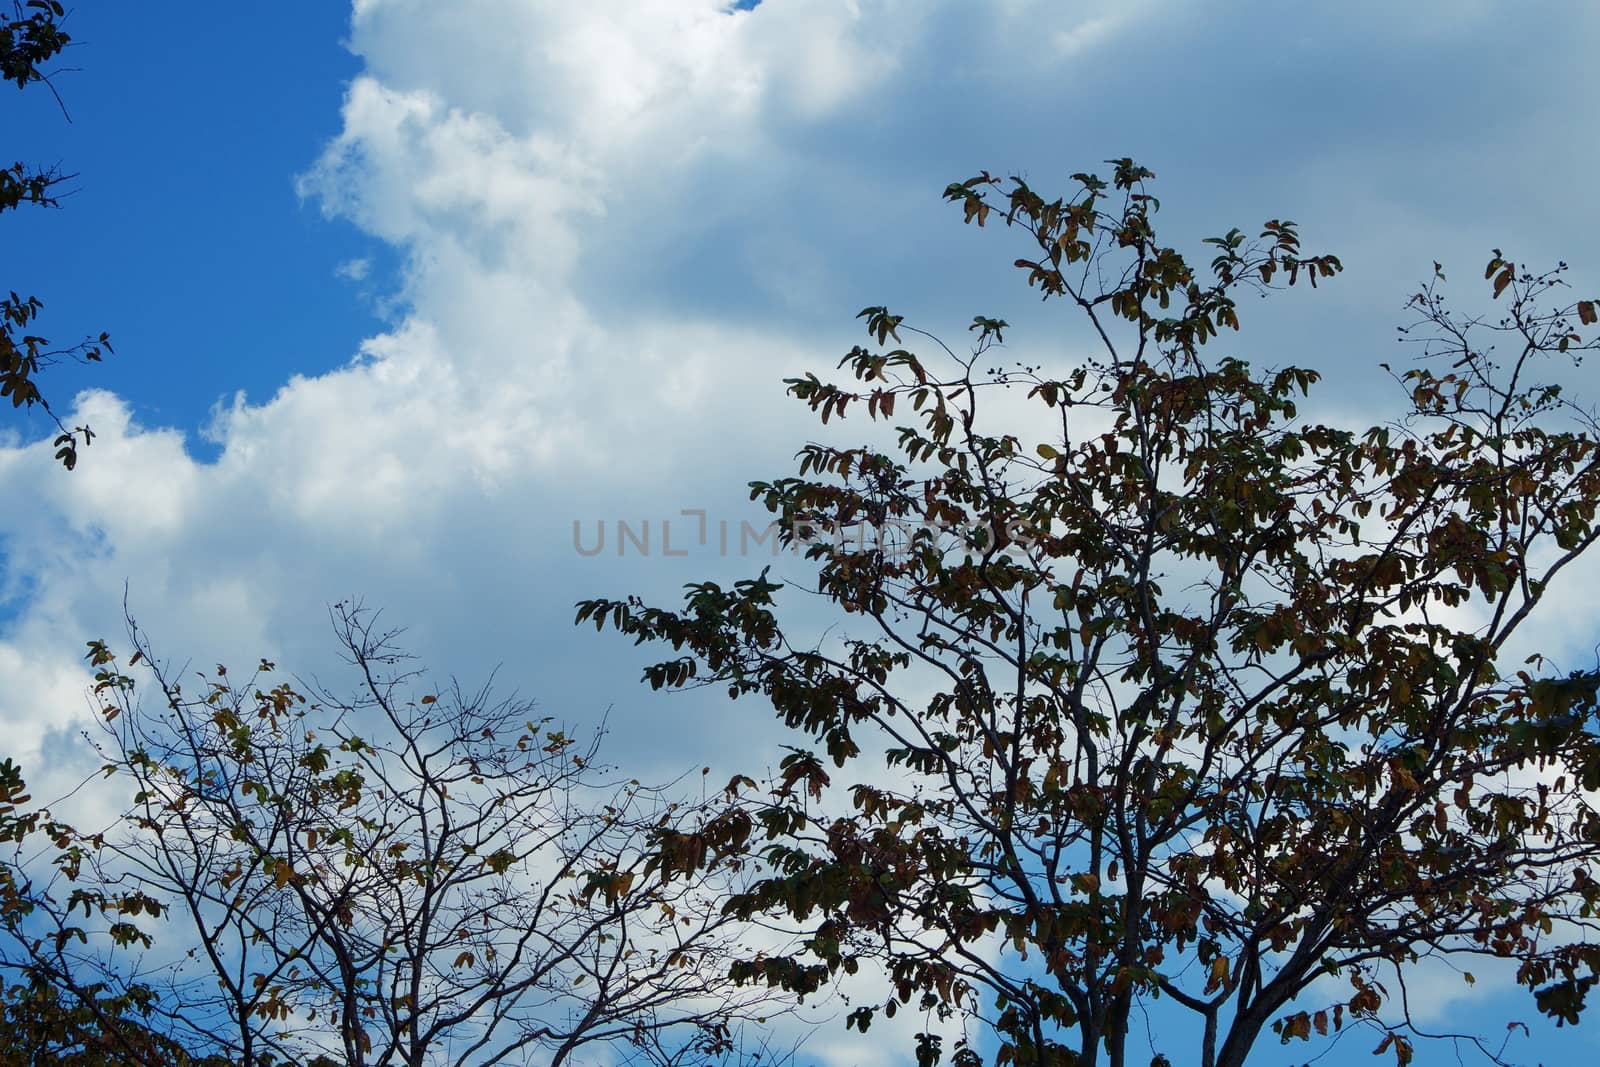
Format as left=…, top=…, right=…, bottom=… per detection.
left=2, top=0, right=108, bottom=469
left=2, top=604, right=783, bottom=1067
left=0, top=973, right=229, bottom=1067
left=3, top=758, right=212, bottom=1065
left=579, top=160, right=1600, bottom=1067
left=1, top=0, right=68, bottom=90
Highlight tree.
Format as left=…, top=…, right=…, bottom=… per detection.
left=2, top=758, right=225, bottom=1066
left=3, top=0, right=109, bottom=469
left=0, top=973, right=229, bottom=1067
left=578, top=160, right=1600, bottom=1067
left=2, top=603, right=784, bottom=1066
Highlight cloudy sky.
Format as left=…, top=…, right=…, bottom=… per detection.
left=4, top=1, right=1600, bottom=1063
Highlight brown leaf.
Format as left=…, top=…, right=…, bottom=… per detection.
left=1493, top=266, right=1514, bottom=299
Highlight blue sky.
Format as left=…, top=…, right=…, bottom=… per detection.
left=4, top=2, right=1600, bottom=1064
left=6, top=3, right=375, bottom=442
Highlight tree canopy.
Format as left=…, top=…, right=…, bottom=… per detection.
left=2, top=0, right=109, bottom=469
left=2, top=604, right=786, bottom=1066
left=579, top=159, right=1600, bottom=1067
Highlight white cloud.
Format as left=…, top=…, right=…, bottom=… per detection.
left=335, top=256, right=371, bottom=280
left=1049, top=0, right=1156, bottom=57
